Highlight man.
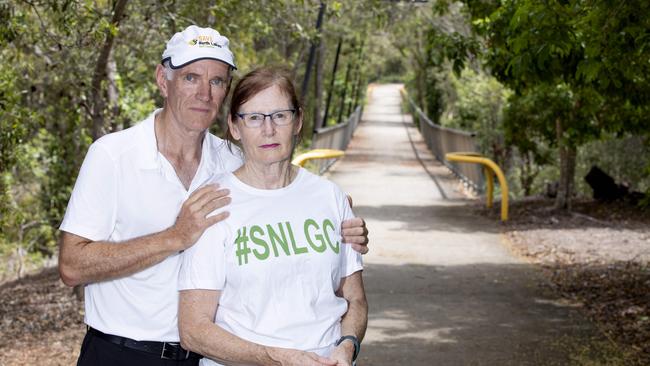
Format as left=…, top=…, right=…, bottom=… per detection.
left=58, top=25, right=369, bottom=366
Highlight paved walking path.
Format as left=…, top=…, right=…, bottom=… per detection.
left=326, top=84, right=597, bottom=365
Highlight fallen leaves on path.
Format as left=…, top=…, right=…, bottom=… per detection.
left=547, top=262, right=650, bottom=364
left=0, top=268, right=83, bottom=365
left=479, top=197, right=650, bottom=365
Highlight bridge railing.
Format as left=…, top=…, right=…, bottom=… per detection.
left=308, top=105, right=362, bottom=174
left=401, top=90, right=484, bottom=192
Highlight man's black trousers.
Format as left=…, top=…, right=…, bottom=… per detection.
left=76, top=329, right=201, bottom=366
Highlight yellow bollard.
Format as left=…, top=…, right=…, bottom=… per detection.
left=445, top=152, right=509, bottom=222
left=292, top=149, right=345, bottom=167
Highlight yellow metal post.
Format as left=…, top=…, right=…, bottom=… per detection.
left=484, top=166, right=494, bottom=209
left=292, top=149, right=345, bottom=167
left=445, top=152, right=509, bottom=221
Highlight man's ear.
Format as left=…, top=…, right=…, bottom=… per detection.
left=155, top=64, right=169, bottom=98
left=225, top=75, right=233, bottom=95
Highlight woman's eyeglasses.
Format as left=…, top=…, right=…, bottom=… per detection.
left=236, top=109, right=296, bottom=128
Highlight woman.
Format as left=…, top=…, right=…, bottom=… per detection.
left=178, top=66, right=367, bottom=366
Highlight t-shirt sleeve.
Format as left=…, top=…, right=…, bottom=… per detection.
left=178, top=224, right=226, bottom=291
left=59, top=142, right=117, bottom=241
left=336, top=186, right=363, bottom=277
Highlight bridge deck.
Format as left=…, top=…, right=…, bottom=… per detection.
left=327, top=84, right=597, bottom=365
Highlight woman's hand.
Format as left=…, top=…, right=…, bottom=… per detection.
left=266, top=347, right=337, bottom=366
left=329, top=342, right=355, bottom=366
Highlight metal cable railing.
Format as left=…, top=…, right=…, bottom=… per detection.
left=309, top=105, right=363, bottom=174
left=401, top=90, right=484, bottom=192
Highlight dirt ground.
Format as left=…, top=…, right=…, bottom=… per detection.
left=478, top=197, right=650, bottom=365
left=0, top=268, right=83, bottom=365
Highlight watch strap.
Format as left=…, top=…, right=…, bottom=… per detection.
left=335, top=335, right=360, bottom=361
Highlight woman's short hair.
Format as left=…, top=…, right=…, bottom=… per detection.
left=225, top=66, right=303, bottom=148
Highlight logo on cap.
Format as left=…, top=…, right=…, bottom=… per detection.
left=188, top=35, right=223, bottom=48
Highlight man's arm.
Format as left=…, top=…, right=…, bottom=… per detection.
left=178, top=289, right=336, bottom=366
left=330, top=271, right=368, bottom=366
left=58, top=184, right=230, bottom=286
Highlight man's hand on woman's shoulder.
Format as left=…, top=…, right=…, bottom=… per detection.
left=167, top=184, right=231, bottom=251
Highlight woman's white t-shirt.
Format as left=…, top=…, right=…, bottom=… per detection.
left=178, top=168, right=363, bottom=365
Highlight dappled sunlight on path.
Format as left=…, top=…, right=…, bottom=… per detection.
left=326, top=84, right=600, bottom=365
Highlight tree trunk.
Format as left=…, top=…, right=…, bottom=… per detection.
left=313, top=39, right=325, bottom=132
left=16, top=246, right=25, bottom=279
left=81, top=0, right=129, bottom=300
left=107, top=48, right=121, bottom=132
left=300, top=1, right=326, bottom=103
left=519, top=151, right=538, bottom=196
left=90, top=0, right=129, bottom=141
left=415, top=68, right=426, bottom=114
left=322, top=38, right=343, bottom=127
left=337, top=60, right=352, bottom=123
left=414, top=27, right=427, bottom=114
left=555, top=117, right=577, bottom=210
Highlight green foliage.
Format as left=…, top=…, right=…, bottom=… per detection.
left=393, top=2, right=480, bottom=124
left=444, top=69, right=510, bottom=161
left=482, top=1, right=582, bottom=90
left=455, top=0, right=650, bottom=208
left=574, top=0, right=650, bottom=106
left=399, top=0, right=650, bottom=204
left=0, top=64, right=27, bottom=171
left=0, top=0, right=396, bottom=279
left=0, top=130, right=60, bottom=279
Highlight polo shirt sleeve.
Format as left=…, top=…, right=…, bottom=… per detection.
left=59, top=142, right=118, bottom=241
left=178, top=224, right=226, bottom=291
left=336, top=186, right=363, bottom=278
left=224, top=144, right=244, bottom=171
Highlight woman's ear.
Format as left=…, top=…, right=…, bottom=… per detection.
left=228, top=114, right=241, bottom=141
left=294, top=108, right=303, bottom=136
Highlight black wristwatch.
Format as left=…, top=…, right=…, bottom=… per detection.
left=335, top=335, right=360, bottom=362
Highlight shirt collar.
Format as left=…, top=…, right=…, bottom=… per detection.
left=135, top=108, right=219, bottom=173
left=135, top=109, right=162, bottom=170
left=200, top=127, right=217, bottom=173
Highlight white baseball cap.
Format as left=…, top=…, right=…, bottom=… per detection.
left=161, top=25, right=236, bottom=69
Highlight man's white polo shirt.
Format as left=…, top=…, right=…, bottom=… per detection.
left=60, top=109, right=243, bottom=342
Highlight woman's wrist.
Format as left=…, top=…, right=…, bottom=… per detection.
left=338, top=341, right=355, bottom=360
left=335, top=335, right=360, bottom=362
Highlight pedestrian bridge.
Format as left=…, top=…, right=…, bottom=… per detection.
left=321, top=84, right=596, bottom=365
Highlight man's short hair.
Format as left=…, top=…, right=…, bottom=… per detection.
left=162, top=60, right=175, bottom=81
left=161, top=59, right=233, bottom=82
